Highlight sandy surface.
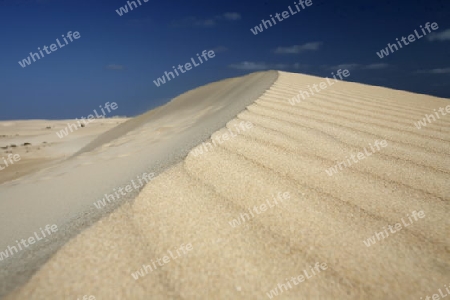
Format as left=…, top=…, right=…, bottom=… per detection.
left=0, top=118, right=128, bottom=184
left=0, top=71, right=278, bottom=299
left=3, top=71, right=450, bottom=299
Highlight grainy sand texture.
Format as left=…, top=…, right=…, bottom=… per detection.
left=3, top=71, right=450, bottom=299
left=0, top=71, right=277, bottom=298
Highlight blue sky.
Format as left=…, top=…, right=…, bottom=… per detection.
left=0, top=0, right=449, bottom=120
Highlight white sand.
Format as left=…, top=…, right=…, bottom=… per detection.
left=3, top=71, right=450, bottom=299
left=0, top=71, right=277, bottom=298
left=0, top=118, right=128, bottom=184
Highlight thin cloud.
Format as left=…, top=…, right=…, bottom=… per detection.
left=105, top=64, right=126, bottom=71
left=327, top=63, right=389, bottom=70
left=427, top=29, right=450, bottom=41
left=364, top=63, right=389, bottom=70
left=171, top=12, right=241, bottom=28
left=415, top=68, right=450, bottom=74
left=228, top=62, right=286, bottom=70
left=328, top=63, right=361, bottom=70
left=211, top=46, right=228, bottom=53
left=228, top=62, right=308, bottom=71
left=222, top=12, right=241, bottom=21
left=171, top=16, right=215, bottom=28
left=274, top=42, right=323, bottom=54
left=292, top=63, right=309, bottom=70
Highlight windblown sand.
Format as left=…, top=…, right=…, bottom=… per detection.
left=5, top=71, right=450, bottom=299
left=0, top=71, right=277, bottom=298
left=0, top=118, right=128, bottom=184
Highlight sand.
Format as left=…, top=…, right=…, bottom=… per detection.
left=2, top=71, right=450, bottom=299
left=0, top=71, right=278, bottom=298
left=0, top=119, right=128, bottom=184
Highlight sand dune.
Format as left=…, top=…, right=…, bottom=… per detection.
left=4, top=71, right=450, bottom=299
left=0, top=118, right=128, bottom=184
left=0, top=71, right=277, bottom=298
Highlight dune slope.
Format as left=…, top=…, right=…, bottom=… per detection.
left=0, top=71, right=277, bottom=299
left=6, top=71, right=450, bottom=299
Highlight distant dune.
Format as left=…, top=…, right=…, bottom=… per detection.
left=0, top=118, right=128, bottom=184
left=3, top=71, right=450, bottom=299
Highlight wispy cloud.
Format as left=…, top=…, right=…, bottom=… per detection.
left=327, top=63, right=389, bottom=70
left=105, top=64, right=126, bottom=71
left=364, top=63, right=390, bottom=70
left=274, top=42, right=323, bottom=54
left=228, top=62, right=308, bottom=71
left=211, top=46, right=228, bottom=53
left=171, top=12, right=241, bottom=28
left=415, top=68, right=450, bottom=74
left=228, top=62, right=286, bottom=70
left=229, top=61, right=388, bottom=72
left=292, top=63, right=309, bottom=70
left=222, top=12, right=241, bottom=21
left=427, top=29, right=450, bottom=41
left=328, top=63, right=361, bottom=70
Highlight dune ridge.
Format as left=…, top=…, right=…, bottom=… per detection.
left=5, top=71, right=450, bottom=299
left=0, top=71, right=277, bottom=299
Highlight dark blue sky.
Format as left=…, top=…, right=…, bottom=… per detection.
left=0, top=0, right=449, bottom=120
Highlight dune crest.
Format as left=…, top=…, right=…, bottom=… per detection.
left=6, top=71, right=450, bottom=299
